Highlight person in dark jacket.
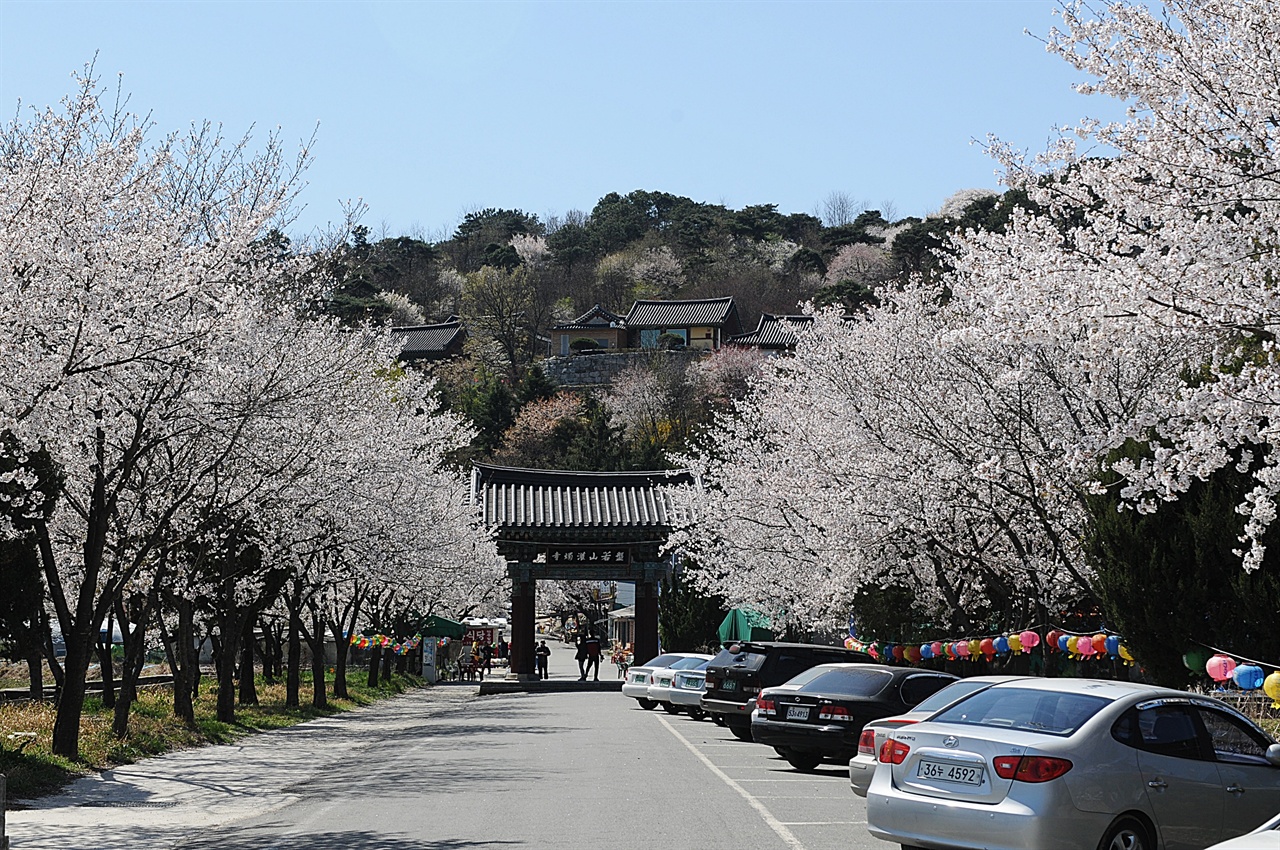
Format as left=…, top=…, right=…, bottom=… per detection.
left=584, top=634, right=602, bottom=681
left=575, top=636, right=588, bottom=680
left=535, top=641, right=551, bottom=679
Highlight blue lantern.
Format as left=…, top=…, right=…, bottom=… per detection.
left=1057, top=635, right=1070, bottom=652
left=1234, top=664, right=1265, bottom=690
left=993, top=636, right=1009, bottom=654
left=1105, top=635, right=1121, bottom=657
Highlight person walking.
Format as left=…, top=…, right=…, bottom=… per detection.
left=575, top=636, right=588, bottom=681
left=584, top=633, right=602, bottom=681
left=535, top=640, right=551, bottom=679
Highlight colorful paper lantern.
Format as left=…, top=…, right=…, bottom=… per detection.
left=844, top=636, right=856, bottom=649
left=920, top=643, right=933, bottom=659
left=1007, top=633, right=1023, bottom=653
left=1066, top=636, right=1079, bottom=654
left=1057, top=634, right=1070, bottom=652
left=1119, top=644, right=1134, bottom=662
left=892, top=645, right=905, bottom=661
left=931, top=641, right=943, bottom=657
left=1233, top=665, right=1265, bottom=690
left=979, top=638, right=996, bottom=658
left=1020, top=630, right=1040, bottom=650
left=1206, top=654, right=1237, bottom=682
left=993, top=636, right=1009, bottom=654
left=1104, top=635, right=1121, bottom=657
left=967, top=639, right=981, bottom=658
left=955, top=641, right=970, bottom=657
left=1182, top=647, right=1210, bottom=672
left=905, top=646, right=921, bottom=663
left=1046, top=629, right=1062, bottom=649
left=1077, top=635, right=1095, bottom=656
left=1263, top=672, right=1280, bottom=706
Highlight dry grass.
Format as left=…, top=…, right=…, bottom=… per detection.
left=0, top=670, right=421, bottom=801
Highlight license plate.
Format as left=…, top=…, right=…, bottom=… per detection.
left=916, top=760, right=983, bottom=785
left=786, top=705, right=810, bottom=721
left=722, top=679, right=738, bottom=691
left=657, top=678, right=671, bottom=687
left=632, top=674, right=646, bottom=683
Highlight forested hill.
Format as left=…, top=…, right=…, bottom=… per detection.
left=310, top=186, right=1028, bottom=335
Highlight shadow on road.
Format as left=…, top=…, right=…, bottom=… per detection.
left=178, top=827, right=524, bottom=849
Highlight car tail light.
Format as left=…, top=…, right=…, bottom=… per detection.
left=993, top=755, right=1073, bottom=783
left=879, top=739, right=910, bottom=764
left=757, top=696, right=776, bottom=716
left=858, top=728, right=877, bottom=755
left=818, top=703, right=852, bottom=722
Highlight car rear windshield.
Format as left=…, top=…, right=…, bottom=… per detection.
left=709, top=647, right=767, bottom=671
left=929, top=687, right=1110, bottom=736
left=797, top=668, right=893, bottom=697
left=910, top=679, right=999, bottom=715
left=641, top=654, right=685, bottom=669
left=668, top=657, right=708, bottom=671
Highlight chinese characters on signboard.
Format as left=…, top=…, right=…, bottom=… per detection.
left=543, top=547, right=630, bottom=565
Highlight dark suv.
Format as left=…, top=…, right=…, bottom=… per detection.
left=700, top=641, right=873, bottom=740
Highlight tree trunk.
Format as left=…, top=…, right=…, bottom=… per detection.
left=381, top=646, right=393, bottom=682
left=95, top=632, right=116, bottom=709
left=238, top=617, right=258, bottom=706
left=162, top=597, right=196, bottom=727
left=367, top=645, right=381, bottom=688
left=111, top=594, right=152, bottom=738
left=51, top=626, right=92, bottom=758
left=25, top=642, right=44, bottom=700
left=307, top=611, right=327, bottom=710
left=286, top=592, right=302, bottom=708
left=330, top=621, right=350, bottom=700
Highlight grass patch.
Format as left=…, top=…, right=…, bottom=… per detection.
left=0, top=670, right=422, bottom=801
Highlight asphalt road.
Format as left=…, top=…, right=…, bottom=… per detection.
left=9, top=645, right=886, bottom=850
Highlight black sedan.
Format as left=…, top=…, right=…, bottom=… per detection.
left=750, top=663, right=958, bottom=772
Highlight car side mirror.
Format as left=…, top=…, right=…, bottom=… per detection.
left=1266, top=743, right=1280, bottom=768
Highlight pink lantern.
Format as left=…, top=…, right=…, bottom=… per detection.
left=1206, top=654, right=1237, bottom=682
left=955, top=641, right=970, bottom=657
left=1020, top=630, right=1040, bottom=650
left=1078, top=635, right=1096, bottom=656
left=931, top=641, right=944, bottom=657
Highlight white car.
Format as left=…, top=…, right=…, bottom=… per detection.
left=648, top=656, right=712, bottom=713
left=622, top=653, right=709, bottom=710
left=848, top=675, right=1026, bottom=797
left=668, top=664, right=711, bottom=718
left=1204, top=811, right=1280, bottom=849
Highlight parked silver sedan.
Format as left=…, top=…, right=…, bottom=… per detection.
left=866, top=678, right=1280, bottom=850
left=848, top=675, right=1025, bottom=797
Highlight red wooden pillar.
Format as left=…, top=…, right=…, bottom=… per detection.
left=634, top=578, right=659, bottom=666
left=508, top=568, right=538, bottom=680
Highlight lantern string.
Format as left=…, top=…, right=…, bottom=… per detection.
left=1190, top=641, right=1278, bottom=672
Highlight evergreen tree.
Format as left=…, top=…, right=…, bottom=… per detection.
left=658, top=566, right=726, bottom=652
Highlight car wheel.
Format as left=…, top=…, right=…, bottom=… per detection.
left=662, top=702, right=681, bottom=714
left=637, top=698, right=657, bottom=710
left=712, top=714, right=727, bottom=726
left=785, top=752, right=823, bottom=772
left=773, top=747, right=789, bottom=757
left=1098, top=816, right=1152, bottom=850
left=685, top=707, right=705, bottom=721
left=729, top=724, right=754, bottom=742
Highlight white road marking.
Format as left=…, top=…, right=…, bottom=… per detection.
left=779, top=821, right=865, bottom=826
left=658, top=715, right=808, bottom=850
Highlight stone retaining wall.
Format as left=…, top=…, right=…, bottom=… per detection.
left=541, top=349, right=706, bottom=387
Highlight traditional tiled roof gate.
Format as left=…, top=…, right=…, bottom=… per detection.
left=472, top=463, right=693, bottom=680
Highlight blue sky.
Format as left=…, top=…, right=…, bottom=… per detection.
left=1, top=0, right=1125, bottom=243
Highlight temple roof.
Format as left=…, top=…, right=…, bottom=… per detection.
left=472, top=463, right=692, bottom=531
left=624, top=297, right=739, bottom=329
left=551, top=304, right=623, bottom=332
left=390, top=320, right=466, bottom=360
left=728, top=314, right=814, bottom=349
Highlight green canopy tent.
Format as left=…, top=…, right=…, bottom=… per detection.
left=717, top=609, right=774, bottom=645
left=420, top=615, right=466, bottom=638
